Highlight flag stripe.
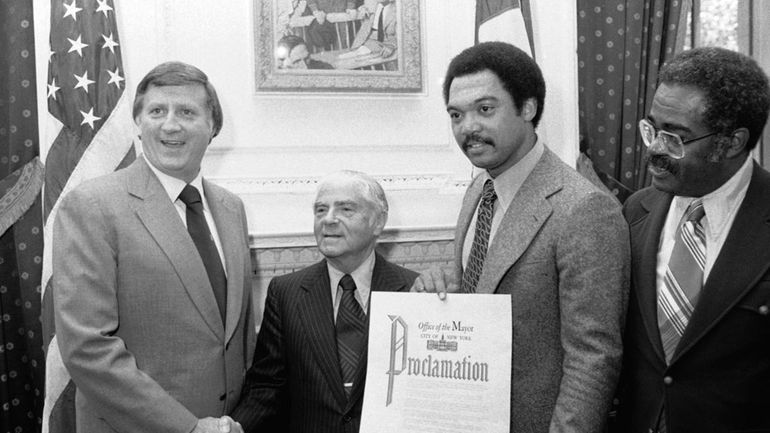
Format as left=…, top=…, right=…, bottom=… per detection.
left=475, top=0, right=534, bottom=58
left=41, top=1, right=135, bottom=432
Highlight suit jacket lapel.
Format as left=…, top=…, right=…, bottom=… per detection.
left=475, top=151, right=556, bottom=294
left=296, top=261, right=348, bottom=407
left=204, top=179, right=244, bottom=345
left=129, top=158, right=225, bottom=339
left=672, top=166, right=770, bottom=363
left=632, top=190, right=672, bottom=362
left=347, top=254, right=410, bottom=409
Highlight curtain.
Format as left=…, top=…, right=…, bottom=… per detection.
left=577, top=0, right=685, bottom=202
left=0, top=0, right=45, bottom=431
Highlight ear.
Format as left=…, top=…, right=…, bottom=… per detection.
left=723, top=127, right=750, bottom=158
left=372, top=211, right=387, bottom=237
left=521, top=98, right=537, bottom=122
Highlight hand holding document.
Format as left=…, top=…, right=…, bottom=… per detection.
left=360, top=292, right=512, bottom=433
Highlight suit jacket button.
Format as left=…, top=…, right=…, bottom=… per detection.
left=343, top=415, right=352, bottom=423
left=759, top=305, right=769, bottom=315
left=219, top=393, right=226, bottom=401
left=663, top=376, right=673, bottom=386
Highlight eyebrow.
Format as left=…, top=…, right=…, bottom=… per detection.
left=646, top=114, right=693, bottom=134
left=446, top=96, right=499, bottom=113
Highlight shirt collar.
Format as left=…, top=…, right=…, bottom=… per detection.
left=480, top=136, right=545, bottom=214
left=327, top=250, right=376, bottom=301
left=144, top=154, right=208, bottom=210
left=671, top=154, right=753, bottom=239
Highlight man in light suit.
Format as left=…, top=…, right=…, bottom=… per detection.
left=229, top=170, right=418, bottom=432
left=615, top=47, right=770, bottom=433
left=415, top=42, right=629, bottom=432
left=53, top=62, right=254, bottom=433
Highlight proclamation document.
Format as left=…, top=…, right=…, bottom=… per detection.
left=360, top=292, right=511, bottom=433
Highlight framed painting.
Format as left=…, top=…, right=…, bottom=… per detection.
left=254, top=0, right=423, bottom=93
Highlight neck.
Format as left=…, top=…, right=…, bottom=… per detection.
left=327, top=247, right=375, bottom=275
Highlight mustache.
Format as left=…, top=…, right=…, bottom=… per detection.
left=463, top=133, right=494, bottom=148
left=646, top=154, right=679, bottom=175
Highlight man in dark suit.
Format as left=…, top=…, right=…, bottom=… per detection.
left=615, top=47, right=770, bottom=432
left=229, top=170, right=418, bottom=432
left=415, top=42, right=630, bottom=432
left=53, top=62, right=254, bottom=433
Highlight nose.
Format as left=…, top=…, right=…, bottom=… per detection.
left=459, top=114, right=480, bottom=136
left=646, top=134, right=668, bottom=156
left=161, top=114, right=182, bottom=133
left=321, top=208, right=339, bottom=224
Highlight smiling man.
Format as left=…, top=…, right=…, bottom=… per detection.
left=415, top=41, right=630, bottom=432
left=616, top=47, right=770, bottom=433
left=53, top=61, right=254, bottom=433
left=229, top=170, right=417, bottom=432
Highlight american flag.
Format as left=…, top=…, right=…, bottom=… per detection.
left=475, top=0, right=535, bottom=58
left=41, top=1, right=136, bottom=432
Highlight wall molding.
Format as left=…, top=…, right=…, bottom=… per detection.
left=212, top=173, right=469, bottom=195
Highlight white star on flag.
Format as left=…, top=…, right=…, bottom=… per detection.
left=47, top=78, right=61, bottom=100
left=62, top=0, right=82, bottom=21
left=101, top=33, right=119, bottom=54
left=107, top=68, right=124, bottom=88
left=79, top=108, right=102, bottom=129
left=96, top=0, right=113, bottom=17
left=48, top=46, right=55, bottom=62
left=67, top=35, right=88, bottom=57
left=73, top=71, right=96, bottom=92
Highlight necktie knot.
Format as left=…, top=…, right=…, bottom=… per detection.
left=179, top=185, right=203, bottom=212
left=685, top=200, right=705, bottom=223
left=340, top=274, right=357, bottom=292
left=481, top=179, right=497, bottom=203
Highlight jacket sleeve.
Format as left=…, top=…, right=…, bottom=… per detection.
left=53, top=187, right=198, bottom=433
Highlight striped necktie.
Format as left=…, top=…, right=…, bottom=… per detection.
left=462, top=179, right=497, bottom=293
left=336, top=274, right=366, bottom=397
left=658, top=200, right=706, bottom=364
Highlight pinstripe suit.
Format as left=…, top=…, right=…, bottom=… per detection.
left=230, top=253, right=417, bottom=433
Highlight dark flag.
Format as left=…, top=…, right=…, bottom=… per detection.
left=475, top=0, right=535, bottom=58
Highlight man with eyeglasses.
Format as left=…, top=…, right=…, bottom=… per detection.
left=614, top=47, right=770, bottom=433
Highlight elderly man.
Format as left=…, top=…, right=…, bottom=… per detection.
left=229, top=170, right=418, bottom=432
left=53, top=61, right=255, bottom=433
left=615, top=47, right=770, bottom=433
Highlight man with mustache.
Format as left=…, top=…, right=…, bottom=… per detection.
left=615, top=47, right=770, bottom=432
left=229, top=170, right=418, bottom=432
left=415, top=42, right=630, bottom=432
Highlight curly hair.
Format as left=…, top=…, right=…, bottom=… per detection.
left=442, top=42, right=546, bottom=128
left=658, top=47, right=770, bottom=150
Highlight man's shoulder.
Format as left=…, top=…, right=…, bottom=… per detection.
left=623, top=186, right=665, bottom=216
left=270, top=260, right=327, bottom=289
left=376, top=254, right=419, bottom=287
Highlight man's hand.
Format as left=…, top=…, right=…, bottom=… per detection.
left=313, top=10, right=326, bottom=24
left=194, top=416, right=243, bottom=433
left=379, top=45, right=395, bottom=58
left=410, top=266, right=458, bottom=300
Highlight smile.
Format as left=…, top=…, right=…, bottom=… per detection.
left=161, top=140, right=185, bottom=146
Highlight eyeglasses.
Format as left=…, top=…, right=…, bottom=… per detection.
left=638, top=118, right=718, bottom=159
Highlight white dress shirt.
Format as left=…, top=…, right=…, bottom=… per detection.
left=145, top=157, right=227, bottom=273
left=327, top=250, right=375, bottom=322
left=656, top=154, right=754, bottom=286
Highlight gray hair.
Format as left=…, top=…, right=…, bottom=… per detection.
left=317, top=170, right=389, bottom=215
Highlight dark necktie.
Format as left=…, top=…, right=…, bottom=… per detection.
left=178, top=184, right=227, bottom=324
left=462, top=179, right=497, bottom=293
left=377, top=8, right=384, bottom=42
left=336, top=274, right=366, bottom=397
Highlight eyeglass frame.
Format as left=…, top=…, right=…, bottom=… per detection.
left=638, top=118, right=719, bottom=159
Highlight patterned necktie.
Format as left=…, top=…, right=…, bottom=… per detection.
left=658, top=200, right=706, bottom=364
left=336, top=274, right=366, bottom=397
left=462, top=179, right=497, bottom=293
left=377, top=7, right=384, bottom=42
left=178, top=184, right=227, bottom=323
